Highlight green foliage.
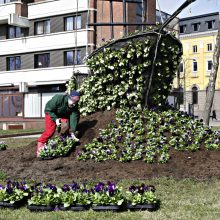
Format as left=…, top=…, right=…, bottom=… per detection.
left=28, top=183, right=61, bottom=206
left=39, top=135, right=75, bottom=159
left=0, top=141, right=7, bottom=150
left=0, top=180, right=31, bottom=204
left=65, top=73, right=77, bottom=94
left=77, top=107, right=220, bottom=163
left=79, top=33, right=182, bottom=116
left=126, top=184, right=158, bottom=205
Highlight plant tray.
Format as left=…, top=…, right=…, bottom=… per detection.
left=70, top=204, right=90, bottom=211
left=59, top=204, right=90, bottom=211
left=39, top=147, right=74, bottom=160
left=39, top=156, right=56, bottom=160
left=27, top=204, right=55, bottom=212
left=92, top=205, right=120, bottom=212
left=126, top=203, right=157, bottom=211
left=0, top=199, right=26, bottom=209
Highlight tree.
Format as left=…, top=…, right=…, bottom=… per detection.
left=203, top=28, right=220, bottom=125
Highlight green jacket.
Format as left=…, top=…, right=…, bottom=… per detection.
left=45, top=94, right=79, bottom=132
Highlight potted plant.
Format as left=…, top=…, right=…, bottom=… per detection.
left=91, top=181, right=124, bottom=212
left=126, top=183, right=158, bottom=211
left=27, top=183, right=61, bottom=211
left=59, top=181, right=91, bottom=211
left=0, top=141, right=7, bottom=151
left=0, top=179, right=31, bottom=209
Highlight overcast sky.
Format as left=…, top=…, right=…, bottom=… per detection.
left=156, top=0, right=220, bottom=18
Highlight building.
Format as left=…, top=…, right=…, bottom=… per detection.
left=0, top=0, right=156, bottom=129
left=173, top=12, right=220, bottom=118
left=156, top=9, right=179, bottom=35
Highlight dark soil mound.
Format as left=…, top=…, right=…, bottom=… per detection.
left=0, top=110, right=220, bottom=182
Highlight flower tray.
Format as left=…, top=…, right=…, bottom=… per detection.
left=92, top=205, right=121, bottom=212
left=126, top=203, right=157, bottom=211
left=0, top=199, right=26, bottom=209
left=39, top=156, right=56, bottom=160
left=27, top=204, right=55, bottom=212
left=59, top=204, right=90, bottom=211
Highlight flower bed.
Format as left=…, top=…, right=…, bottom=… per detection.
left=39, top=135, right=76, bottom=160
left=77, top=107, right=220, bottom=163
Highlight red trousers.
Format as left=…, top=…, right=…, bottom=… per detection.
left=38, top=113, right=68, bottom=144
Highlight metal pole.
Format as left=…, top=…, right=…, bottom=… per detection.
left=183, top=59, right=186, bottom=112
left=123, top=0, right=127, bottom=36
left=110, top=0, right=114, bottom=38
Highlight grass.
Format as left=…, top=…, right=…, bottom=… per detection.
left=1, top=138, right=38, bottom=149
left=0, top=129, right=43, bottom=136
left=0, top=178, right=219, bottom=220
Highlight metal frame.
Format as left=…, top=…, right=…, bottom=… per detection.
left=88, top=0, right=148, bottom=37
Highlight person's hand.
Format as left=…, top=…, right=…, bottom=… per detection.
left=56, top=119, right=61, bottom=126
left=70, top=133, right=80, bottom=142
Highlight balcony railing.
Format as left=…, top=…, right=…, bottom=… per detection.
left=0, top=1, right=22, bottom=24
left=0, top=29, right=92, bottom=55
left=28, top=0, right=88, bottom=20
left=0, top=65, right=90, bottom=87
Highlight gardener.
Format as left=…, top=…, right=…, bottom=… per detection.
left=36, top=90, right=80, bottom=157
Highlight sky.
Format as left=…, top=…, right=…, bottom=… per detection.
left=156, top=0, right=220, bottom=18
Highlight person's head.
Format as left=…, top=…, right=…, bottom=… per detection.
left=68, top=90, right=80, bottom=108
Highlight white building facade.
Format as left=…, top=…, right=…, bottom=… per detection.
left=0, top=0, right=93, bottom=127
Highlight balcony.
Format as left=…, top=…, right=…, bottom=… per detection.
left=0, top=65, right=90, bottom=87
left=0, top=29, right=92, bottom=55
left=28, top=0, right=89, bottom=20
left=0, top=1, right=29, bottom=26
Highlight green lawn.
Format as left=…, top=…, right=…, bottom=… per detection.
left=0, top=129, right=43, bottom=136
left=1, top=138, right=38, bottom=149
left=0, top=178, right=219, bottom=220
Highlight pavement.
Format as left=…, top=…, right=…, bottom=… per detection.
left=207, top=119, right=220, bottom=127
left=12, top=134, right=41, bottom=139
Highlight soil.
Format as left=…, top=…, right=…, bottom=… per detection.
left=0, top=110, right=220, bottom=182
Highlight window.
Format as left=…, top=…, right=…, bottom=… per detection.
left=0, top=94, right=23, bottom=117
left=192, top=23, right=200, bottom=32
left=193, top=45, right=197, bottom=53
left=35, top=20, right=50, bottom=35
left=192, top=86, right=198, bottom=104
left=207, top=20, right=214, bottom=29
left=7, top=26, right=21, bottom=39
left=207, top=60, right=213, bottom=71
left=179, top=25, right=186, bottom=34
left=207, top=43, right=212, bottom=51
left=64, top=15, right=82, bottom=31
left=7, top=56, right=21, bottom=71
left=192, top=60, right=198, bottom=72
left=0, top=0, right=12, bottom=4
left=179, top=63, right=184, bottom=73
left=64, top=50, right=81, bottom=65
left=34, top=53, right=50, bottom=68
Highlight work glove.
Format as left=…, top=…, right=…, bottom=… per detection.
left=56, top=118, right=61, bottom=127
left=70, top=133, right=80, bottom=142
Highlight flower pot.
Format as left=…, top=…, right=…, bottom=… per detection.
left=27, top=204, right=55, bottom=212
left=70, top=204, right=90, bottom=211
left=0, top=199, right=26, bottom=209
left=126, top=203, right=157, bottom=211
left=92, top=205, right=121, bottom=212
left=59, top=204, right=90, bottom=211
